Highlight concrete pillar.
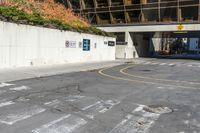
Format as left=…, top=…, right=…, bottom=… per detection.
left=125, top=31, right=139, bottom=58
left=150, top=32, right=162, bottom=55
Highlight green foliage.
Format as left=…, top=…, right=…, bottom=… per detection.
left=0, top=6, right=114, bottom=37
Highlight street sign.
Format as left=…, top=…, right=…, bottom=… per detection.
left=83, top=39, right=90, bottom=51
left=65, top=40, right=76, bottom=48
left=108, top=41, right=115, bottom=46
left=177, top=24, right=184, bottom=31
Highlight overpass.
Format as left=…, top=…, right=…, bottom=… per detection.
left=98, top=23, right=200, bottom=59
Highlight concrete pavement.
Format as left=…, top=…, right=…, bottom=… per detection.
left=0, top=60, right=127, bottom=82
left=0, top=58, right=200, bottom=133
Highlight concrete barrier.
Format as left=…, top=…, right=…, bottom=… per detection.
left=0, top=21, right=116, bottom=68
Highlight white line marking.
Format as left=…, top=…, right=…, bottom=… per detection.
left=44, top=99, right=61, bottom=107
left=160, top=63, right=167, bottom=66
left=0, top=106, right=45, bottom=125
left=109, top=104, right=160, bottom=133
left=10, top=86, right=31, bottom=91
left=0, top=83, right=14, bottom=88
left=32, top=115, right=87, bottom=133
left=143, top=62, right=151, bottom=65
left=65, top=95, right=85, bottom=102
left=82, top=100, right=120, bottom=119
left=82, top=101, right=103, bottom=111
left=0, top=101, right=15, bottom=108
left=168, top=63, right=175, bottom=66
left=187, top=65, right=193, bottom=67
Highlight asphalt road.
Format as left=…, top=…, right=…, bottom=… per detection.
left=0, top=59, right=200, bottom=133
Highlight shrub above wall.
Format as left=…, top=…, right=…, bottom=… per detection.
left=0, top=5, right=114, bottom=37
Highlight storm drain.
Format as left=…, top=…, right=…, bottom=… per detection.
left=143, top=105, right=173, bottom=114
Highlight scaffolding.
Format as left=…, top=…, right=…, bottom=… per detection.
left=68, top=0, right=200, bottom=25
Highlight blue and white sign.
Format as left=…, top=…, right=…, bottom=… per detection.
left=83, top=39, right=90, bottom=51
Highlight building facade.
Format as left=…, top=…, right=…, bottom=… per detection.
left=69, top=0, right=200, bottom=26
left=67, top=0, right=200, bottom=59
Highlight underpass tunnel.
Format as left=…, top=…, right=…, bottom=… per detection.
left=114, top=31, right=200, bottom=59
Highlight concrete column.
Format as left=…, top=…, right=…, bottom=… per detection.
left=125, top=31, right=138, bottom=58
left=125, top=31, right=133, bottom=47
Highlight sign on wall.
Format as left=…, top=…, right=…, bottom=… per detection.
left=83, top=39, right=90, bottom=51
left=177, top=24, right=184, bottom=31
left=108, top=41, right=115, bottom=46
left=65, top=40, right=76, bottom=48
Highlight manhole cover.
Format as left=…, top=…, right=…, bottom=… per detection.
left=143, top=105, right=173, bottom=114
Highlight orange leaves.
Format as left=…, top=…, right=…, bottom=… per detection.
left=1, top=0, right=90, bottom=28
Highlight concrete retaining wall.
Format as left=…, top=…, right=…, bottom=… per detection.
left=0, top=21, right=116, bottom=68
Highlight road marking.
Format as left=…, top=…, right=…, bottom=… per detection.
left=82, top=101, right=103, bottom=111
left=0, top=106, right=45, bottom=125
left=32, top=114, right=87, bottom=133
left=160, top=63, right=167, bottom=66
left=168, top=63, right=175, bottom=66
left=10, top=86, right=31, bottom=91
left=99, top=67, right=199, bottom=90
left=0, top=83, right=14, bottom=88
left=120, top=65, right=200, bottom=86
left=44, top=99, right=61, bottom=107
left=143, top=62, right=151, bottom=65
left=109, top=105, right=160, bottom=133
left=81, top=100, right=120, bottom=119
left=0, top=101, right=15, bottom=108
left=65, top=95, right=85, bottom=102
left=187, top=64, right=193, bottom=67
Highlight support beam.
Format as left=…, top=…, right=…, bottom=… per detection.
left=199, top=0, right=200, bottom=21
left=66, top=0, right=72, bottom=8
left=98, top=24, right=200, bottom=32
left=79, top=0, right=86, bottom=9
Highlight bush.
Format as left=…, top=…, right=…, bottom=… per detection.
left=0, top=5, right=114, bottom=37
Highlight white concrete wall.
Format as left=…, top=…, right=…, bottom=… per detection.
left=0, top=21, right=116, bottom=68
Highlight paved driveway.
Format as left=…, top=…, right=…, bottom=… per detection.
left=0, top=59, right=200, bottom=133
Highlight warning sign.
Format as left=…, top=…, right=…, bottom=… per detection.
left=177, top=24, right=184, bottom=31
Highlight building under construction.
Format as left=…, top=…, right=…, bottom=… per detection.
left=66, top=0, right=200, bottom=59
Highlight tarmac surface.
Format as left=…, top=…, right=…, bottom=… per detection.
left=0, top=59, right=200, bottom=133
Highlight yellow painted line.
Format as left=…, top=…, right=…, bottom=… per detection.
left=120, top=65, right=200, bottom=85
left=98, top=67, right=199, bottom=90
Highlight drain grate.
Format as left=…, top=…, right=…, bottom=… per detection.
left=143, top=105, right=173, bottom=114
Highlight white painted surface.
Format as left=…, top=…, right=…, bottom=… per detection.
left=81, top=99, right=120, bottom=119
left=0, top=21, right=116, bottom=68
left=32, top=114, right=87, bottom=133
left=0, top=82, right=14, bottom=88
left=109, top=104, right=161, bottom=133
left=0, top=106, right=45, bottom=125
left=9, top=86, right=31, bottom=91
left=0, top=101, right=15, bottom=108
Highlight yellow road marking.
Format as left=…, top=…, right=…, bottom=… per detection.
left=120, top=65, right=200, bottom=85
left=98, top=67, right=199, bottom=90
